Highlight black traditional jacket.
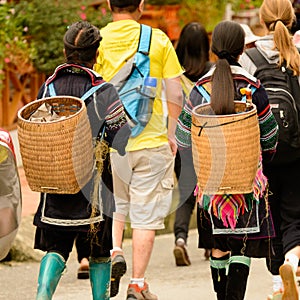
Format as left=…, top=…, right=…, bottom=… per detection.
left=33, top=64, right=130, bottom=231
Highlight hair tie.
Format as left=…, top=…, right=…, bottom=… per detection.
left=217, top=50, right=231, bottom=60
left=216, top=50, right=238, bottom=65
left=274, top=19, right=282, bottom=27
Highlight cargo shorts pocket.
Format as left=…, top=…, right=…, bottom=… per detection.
left=161, top=177, right=174, bottom=191
left=157, top=177, right=174, bottom=219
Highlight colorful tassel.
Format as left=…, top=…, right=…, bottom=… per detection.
left=194, top=155, right=268, bottom=230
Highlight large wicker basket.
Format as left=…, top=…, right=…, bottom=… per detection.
left=191, top=101, right=260, bottom=195
left=17, top=96, right=93, bottom=194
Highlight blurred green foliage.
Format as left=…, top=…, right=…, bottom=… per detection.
left=0, top=0, right=111, bottom=85
left=230, top=0, right=262, bottom=12
left=179, top=0, right=228, bottom=33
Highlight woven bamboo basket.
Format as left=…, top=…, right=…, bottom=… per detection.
left=191, top=101, right=260, bottom=195
left=17, top=96, right=93, bottom=194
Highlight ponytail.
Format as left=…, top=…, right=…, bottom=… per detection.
left=210, top=21, right=244, bottom=115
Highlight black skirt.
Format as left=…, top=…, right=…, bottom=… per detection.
left=34, top=214, right=112, bottom=261
left=197, top=195, right=275, bottom=258
left=33, top=158, right=114, bottom=261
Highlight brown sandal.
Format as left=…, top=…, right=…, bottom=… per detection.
left=279, top=263, right=299, bottom=300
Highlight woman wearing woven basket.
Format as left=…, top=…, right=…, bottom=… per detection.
left=240, top=1, right=300, bottom=299
left=32, top=21, right=130, bottom=300
left=176, top=20, right=279, bottom=299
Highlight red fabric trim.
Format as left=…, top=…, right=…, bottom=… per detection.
left=45, top=64, right=105, bottom=86
left=258, top=103, right=271, bottom=117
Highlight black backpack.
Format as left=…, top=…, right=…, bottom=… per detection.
left=246, top=47, right=300, bottom=164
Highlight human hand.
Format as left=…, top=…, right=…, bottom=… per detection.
left=168, top=136, right=178, bottom=156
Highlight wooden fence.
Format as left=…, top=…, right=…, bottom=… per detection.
left=0, top=63, right=45, bottom=129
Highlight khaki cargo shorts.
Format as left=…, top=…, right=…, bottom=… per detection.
left=110, top=144, right=175, bottom=230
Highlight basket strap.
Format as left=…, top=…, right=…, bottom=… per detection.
left=196, top=84, right=257, bottom=103
left=46, top=81, right=107, bottom=122
left=46, top=82, right=107, bottom=101
left=197, top=85, right=211, bottom=103
left=81, top=82, right=107, bottom=101
left=82, top=82, right=108, bottom=122
left=48, top=82, right=56, bottom=97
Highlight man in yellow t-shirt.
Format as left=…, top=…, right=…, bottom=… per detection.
left=95, top=1, right=183, bottom=299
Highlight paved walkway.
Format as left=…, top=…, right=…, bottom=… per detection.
left=1, top=227, right=276, bottom=300
left=1, top=165, right=277, bottom=300
left=2, top=167, right=278, bottom=300
left=2, top=130, right=299, bottom=299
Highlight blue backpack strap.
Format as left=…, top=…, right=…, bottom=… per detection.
left=126, top=24, right=152, bottom=138
left=138, top=24, right=152, bottom=54
left=81, top=82, right=107, bottom=101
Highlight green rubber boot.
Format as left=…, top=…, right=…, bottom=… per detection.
left=36, top=252, right=65, bottom=300
left=89, top=258, right=111, bottom=300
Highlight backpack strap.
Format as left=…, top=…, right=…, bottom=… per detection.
left=137, top=24, right=152, bottom=55
left=109, top=25, right=152, bottom=87
left=246, top=47, right=268, bottom=69
left=246, top=47, right=300, bottom=105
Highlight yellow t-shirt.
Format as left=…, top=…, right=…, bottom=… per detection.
left=95, top=20, right=183, bottom=151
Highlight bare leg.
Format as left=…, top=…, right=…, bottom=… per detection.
left=112, top=212, right=126, bottom=249
left=211, top=248, right=230, bottom=258
left=132, top=228, right=155, bottom=278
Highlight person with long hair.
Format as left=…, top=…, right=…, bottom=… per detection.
left=175, top=22, right=211, bottom=82
left=177, top=20, right=278, bottom=299
left=173, top=22, right=212, bottom=266
left=33, top=21, right=130, bottom=299
left=240, top=0, right=300, bottom=299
